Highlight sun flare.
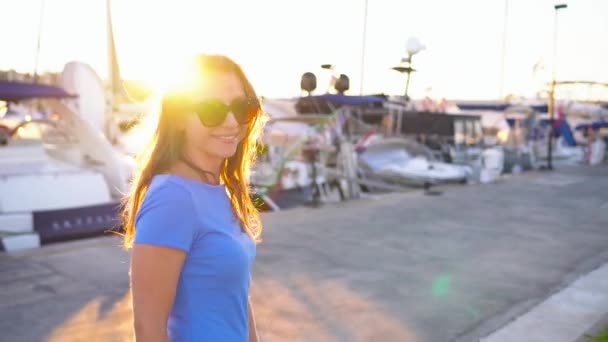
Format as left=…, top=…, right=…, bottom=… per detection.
left=145, top=55, right=204, bottom=96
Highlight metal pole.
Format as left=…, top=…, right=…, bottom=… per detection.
left=404, top=55, right=413, bottom=101
left=547, top=85, right=555, bottom=170
left=498, top=0, right=509, bottom=99
left=359, top=0, right=369, bottom=95
left=547, top=3, right=567, bottom=170
left=33, top=0, right=45, bottom=83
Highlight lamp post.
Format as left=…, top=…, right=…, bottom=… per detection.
left=392, top=37, right=425, bottom=101
left=546, top=3, right=567, bottom=170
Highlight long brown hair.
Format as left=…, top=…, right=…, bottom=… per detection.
left=120, top=54, right=266, bottom=249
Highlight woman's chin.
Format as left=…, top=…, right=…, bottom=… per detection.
left=212, top=145, right=239, bottom=160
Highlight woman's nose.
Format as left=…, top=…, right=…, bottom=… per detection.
left=222, top=111, right=239, bottom=127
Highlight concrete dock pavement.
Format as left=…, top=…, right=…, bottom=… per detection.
left=1, top=164, right=607, bottom=341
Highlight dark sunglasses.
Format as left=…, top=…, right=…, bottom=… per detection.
left=191, top=97, right=260, bottom=127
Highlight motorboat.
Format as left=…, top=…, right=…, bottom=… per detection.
left=358, top=137, right=472, bottom=187
left=0, top=81, right=131, bottom=252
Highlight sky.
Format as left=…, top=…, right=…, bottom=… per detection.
left=1, top=0, right=607, bottom=100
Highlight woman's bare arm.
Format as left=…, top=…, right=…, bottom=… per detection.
left=130, top=244, right=186, bottom=342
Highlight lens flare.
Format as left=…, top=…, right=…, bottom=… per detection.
left=432, top=274, right=452, bottom=298
left=147, top=55, right=205, bottom=96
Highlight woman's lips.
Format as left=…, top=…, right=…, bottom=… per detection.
left=212, top=134, right=239, bottom=143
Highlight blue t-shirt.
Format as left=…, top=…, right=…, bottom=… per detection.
left=134, top=174, right=256, bottom=341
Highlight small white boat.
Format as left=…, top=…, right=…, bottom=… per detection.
left=358, top=137, right=472, bottom=187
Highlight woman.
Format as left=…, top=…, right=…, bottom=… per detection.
left=121, top=54, right=265, bottom=341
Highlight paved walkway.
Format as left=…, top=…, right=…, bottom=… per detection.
left=1, top=165, right=607, bottom=341
left=481, top=261, right=608, bottom=342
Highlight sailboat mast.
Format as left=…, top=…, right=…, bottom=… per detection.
left=33, top=0, right=45, bottom=83
left=105, top=0, right=124, bottom=143
left=106, top=0, right=122, bottom=100
left=498, top=0, right=509, bottom=99
left=359, top=0, right=369, bottom=95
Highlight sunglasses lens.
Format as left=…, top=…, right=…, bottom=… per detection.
left=197, top=99, right=227, bottom=127
left=194, top=98, right=259, bottom=127
left=231, top=98, right=259, bottom=124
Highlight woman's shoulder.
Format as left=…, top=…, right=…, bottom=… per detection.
left=134, top=175, right=200, bottom=251
left=140, top=173, right=228, bottom=219
left=135, top=175, right=200, bottom=221
left=140, top=173, right=226, bottom=212
left=145, top=174, right=193, bottom=203
left=135, top=175, right=198, bottom=228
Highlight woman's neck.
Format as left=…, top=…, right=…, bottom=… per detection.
left=175, top=152, right=223, bottom=185
left=180, top=157, right=220, bottom=184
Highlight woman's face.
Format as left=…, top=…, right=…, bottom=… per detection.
left=182, top=71, right=249, bottom=165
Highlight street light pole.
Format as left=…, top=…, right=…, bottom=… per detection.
left=391, top=55, right=415, bottom=101
left=392, top=37, right=424, bottom=102
left=546, top=3, right=567, bottom=170
left=404, top=55, right=413, bottom=100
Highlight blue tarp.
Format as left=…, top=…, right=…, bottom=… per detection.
left=556, top=120, right=577, bottom=146
left=456, top=101, right=549, bottom=113
left=528, top=104, right=549, bottom=113
left=306, top=94, right=386, bottom=106
left=0, top=81, right=76, bottom=102
left=537, top=119, right=577, bottom=146
left=456, top=102, right=510, bottom=111
left=575, top=121, right=608, bottom=131
left=296, top=93, right=387, bottom=114
left=507, top=117, right=577, bottom=146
